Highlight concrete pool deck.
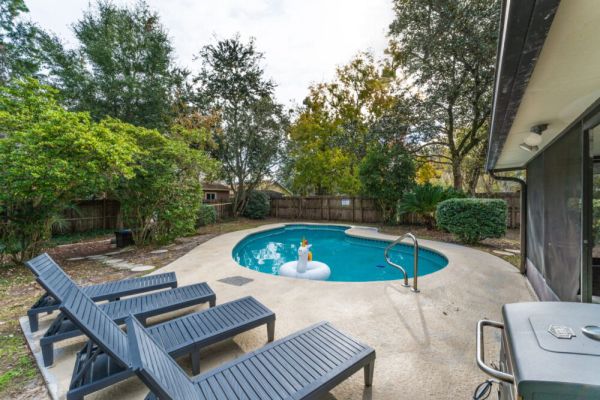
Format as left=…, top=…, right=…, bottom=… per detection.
left=23, top=223, right=536, bottom=399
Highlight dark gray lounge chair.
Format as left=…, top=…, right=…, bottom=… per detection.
left=26, top=254, right=216, bottom=367
left=60, top=286, right=275, bottom=400
left=127, top=316, right=375, bottom=400
left=27, top=253, right=178, bottom=332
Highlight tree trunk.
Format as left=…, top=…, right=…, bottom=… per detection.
left=452, top=160, right=463, bottom=191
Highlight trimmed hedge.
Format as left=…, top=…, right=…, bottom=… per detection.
left=436, top=198, right=507, bottom=244
left=243, top=191, right=270, bottom=219
left=197, top=204, right=217, bottom=226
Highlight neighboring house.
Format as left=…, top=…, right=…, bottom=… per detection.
left=202, top=183, right=230, bottom=203
left=257, top=180, right=293, bottom=196
left=487, top=0, right=600, bottom=302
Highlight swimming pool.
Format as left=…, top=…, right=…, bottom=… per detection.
left=232, top=224, right=448, bottom=282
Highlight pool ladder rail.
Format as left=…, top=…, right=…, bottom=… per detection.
left=384, top=233, right=420, bottom=293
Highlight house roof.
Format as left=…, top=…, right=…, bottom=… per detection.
left=202, top=183, right=230, bottom=191
left=486, top=0, right=559, bottom=171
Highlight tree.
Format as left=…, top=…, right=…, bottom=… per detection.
left=284, top=52, right=406, bottom=195
left=194, top=36, right=287, bottom=215
left=359, top=144, right=415, bottom=222
left=0, top=0, right=60, bottom=84
left=0, top=79, right=138, bottom=262
left=388, top=0, right=500, bottom=191
left=285, top=102, right=359, bottom=195
left=50, top=0, right=186, bottom=131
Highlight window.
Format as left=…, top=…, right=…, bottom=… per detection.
left=205, top=192, right=217, bottom=201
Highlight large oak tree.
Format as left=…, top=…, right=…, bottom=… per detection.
left=388, top=0, right=500, bottom=192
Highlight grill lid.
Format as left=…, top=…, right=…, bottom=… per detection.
left=503, top=302, right=600, bottom=397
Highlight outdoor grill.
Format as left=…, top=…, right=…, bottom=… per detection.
left=477, top=302, right=600, bottom=399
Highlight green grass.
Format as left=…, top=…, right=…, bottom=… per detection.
left=0, top=335, right=37, bottom=393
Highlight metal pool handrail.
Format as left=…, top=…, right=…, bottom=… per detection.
left=384, top=233, right=420, bottom=292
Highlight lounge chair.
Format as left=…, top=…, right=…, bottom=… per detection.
left=26, top=254, right=216, bottom=367
left=60, top=286, right=275, bottom=400
left=27, top=253, right=178, bottom=332
left=127, top=316, right=375, bottom=400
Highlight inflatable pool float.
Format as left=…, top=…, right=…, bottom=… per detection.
left=279, top=242, right=330, bottom=281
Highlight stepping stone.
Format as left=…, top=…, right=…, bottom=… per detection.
left=504, top=249, right=520, bottom=254
left=493, top=250, right=514, bottom=257
left=103, top=258, right=125, bottom=265
left=150, top=249, right=168, bottom=254
left=67, top=257, right=86, bottom=261
left=111, top=262, right=135, bottom=270
left=131, top=265, right=155, bottom=272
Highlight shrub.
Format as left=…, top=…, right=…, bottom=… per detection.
left=398, top=184, right=465, bottom=228
left=0, top=80, right=139, bottom=262
left=436, top=198, right=507, bottom=244
left=243, top=191, right=270, bottom=219
left=114, top=120, right=217, bottom=245
left=197, top=204, right=217, bottom=226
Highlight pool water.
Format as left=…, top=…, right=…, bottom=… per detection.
left=232, top=224, right=448, bottom=282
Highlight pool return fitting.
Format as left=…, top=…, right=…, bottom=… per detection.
left=384, top=233, right=420, bottom=292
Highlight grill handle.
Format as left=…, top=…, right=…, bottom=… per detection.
left=476, top=319, right=515, bottom=383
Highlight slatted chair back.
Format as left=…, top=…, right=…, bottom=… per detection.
left=26, top=253, right=78, bottom=301
left=127, top=316, right=198, bottom=400
left=60, top=286, right=130, bottom=367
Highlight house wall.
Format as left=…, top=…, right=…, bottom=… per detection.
left=204, top=191, right=230, bottom=203
left=526, top=124, right=582, bottom=301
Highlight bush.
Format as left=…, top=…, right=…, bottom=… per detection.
left=398, top=184, right=465, bottom=228
left=197, top=204, right=217, bottom=226
left=0, top=80, right=139, bottom=262
left=436, top=198, right=507, bottom=244
left=243, top=191, right=270, bottom=219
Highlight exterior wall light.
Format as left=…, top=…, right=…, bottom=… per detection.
left=519, top=123, right=548, bottom=152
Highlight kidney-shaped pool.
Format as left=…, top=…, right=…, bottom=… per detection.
left=232, top=224, right=448, bottom=282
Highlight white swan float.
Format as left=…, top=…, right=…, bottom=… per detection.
left=279, top=243, right=331, bottom=280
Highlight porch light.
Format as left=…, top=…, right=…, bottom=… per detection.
left=520, top=123, right=548, bottom=152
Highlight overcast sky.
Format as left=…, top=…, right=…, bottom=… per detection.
left=24, top=0, right=394, bottom=107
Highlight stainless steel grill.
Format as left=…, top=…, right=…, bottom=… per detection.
left=477, top=302, right=600, bottom=399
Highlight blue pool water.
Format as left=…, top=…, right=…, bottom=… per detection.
left=232, top=224, right=448, bottom=282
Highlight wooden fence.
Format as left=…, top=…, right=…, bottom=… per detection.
left=54, top=199, right=121, bottom=234
left=270, top=192, right=521, bottom=228
left=271, top=196, right=382, bottom=223
left=54, top=200, right=235, bottom=234
left=211, top=203, right=234, bottom=221
left=53, top=192, right=520, bottom=234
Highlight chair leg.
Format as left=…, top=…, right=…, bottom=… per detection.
left=267, top=320, right=275, bottom=342
left=364, top=360, right=375, bottom=386
left=28, top=312, right=39, bottom=333
left=41, top=341, right=54, bottom=367
left=191, top=351, right=201, bottom=375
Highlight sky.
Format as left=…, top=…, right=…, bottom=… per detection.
left=24, top=0, right=395, bottom=107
